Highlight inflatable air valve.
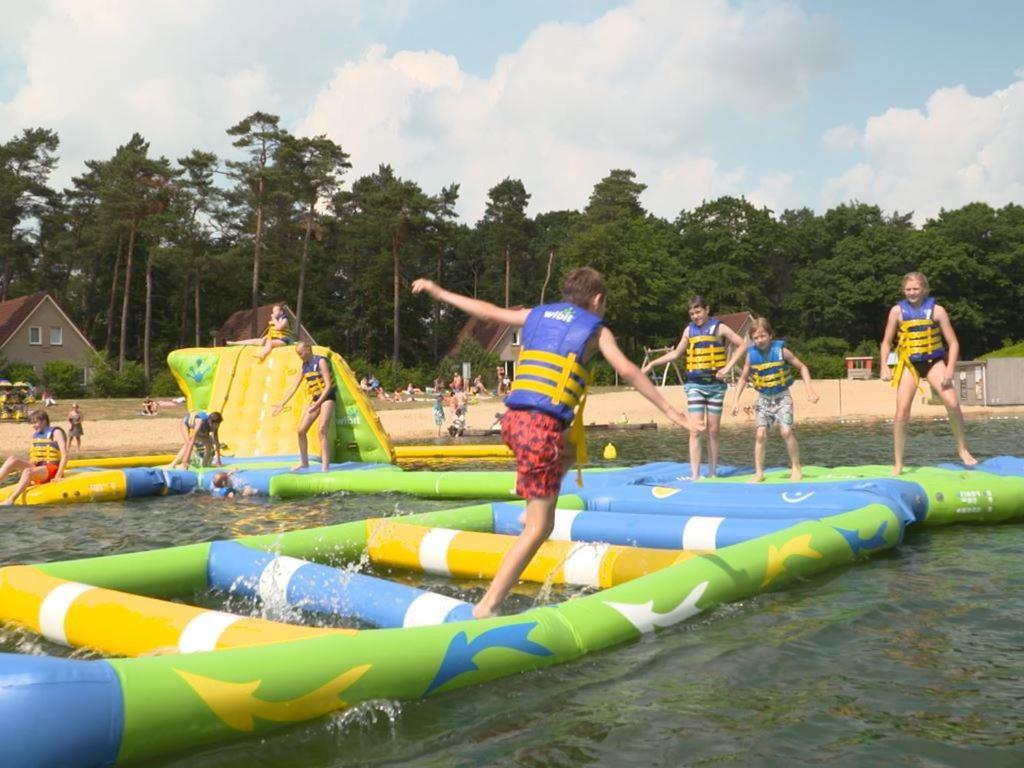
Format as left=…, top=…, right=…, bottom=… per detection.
left=603, top=443, right=618, bottom=460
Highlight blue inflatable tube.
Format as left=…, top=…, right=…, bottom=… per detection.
left=578, top=480, right=920, bottom=523
left=492, top=503, right=809, bottom=550
left=207, top=541, right=474, bottom=627
left=0, top=654, right=123, bottom=768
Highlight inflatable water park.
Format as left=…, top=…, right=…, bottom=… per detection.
left=1, top=344, right=1023, bottom=766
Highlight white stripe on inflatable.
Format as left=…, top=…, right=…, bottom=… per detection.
left=563, top=542, right=609, bottom=587
left=551, top=508, right=582, bottom=541
left=419, top=528, right=459, bottom=576
left=682, top=516, right=723, bottom=551
left=258, top=556, right=306, bottom=605
left=178, top=611, right=243, bottom=653
left=38, top=581, right=95, bottom=646
left=403, top=592, right=466, bottom=627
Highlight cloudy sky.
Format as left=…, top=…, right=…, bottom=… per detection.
left=1, top=0, right=1021, bottom=223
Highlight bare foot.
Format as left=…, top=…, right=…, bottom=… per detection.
left=0, top=499, right=14, bottom=506
left=748, top=473, right=764, bottom=484
left=290, top=463, right=309, bottom=472
left=891, top=464, right=903, bottom=476
left=790, top=467, right=802, bottom=481
left=960, top=449, right=978, bottom=467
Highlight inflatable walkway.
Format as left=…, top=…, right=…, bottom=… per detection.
left=1, top=458, right=1022, bottom=765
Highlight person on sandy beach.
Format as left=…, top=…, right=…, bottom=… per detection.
left=273, top=341, right=336, bottom=472
left=731, top=318, right=819, bottom=481
left=0, top=410, right=68, bottom=505
left=641, top=296, right=746, bottom=479
left=413, top=267, right=695, bottom=618
left=227, top=304, right=293, bottom=362
left=879, top=271, right=976, bottom=474
left=67, top=403, right=84, bottom=455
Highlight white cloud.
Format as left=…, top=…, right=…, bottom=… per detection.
left=823, top=76, right=1024, bottom=222
left=822, top=123, right=860, bottom=151
left=298, top=0, right=843, bottom=220
left=0, top=0, right=410, bottom=185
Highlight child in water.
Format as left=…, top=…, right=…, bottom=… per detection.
left=413, top=267, right=694, bottom=618
left=210, top=470, right=257, bottom=498
left=731, top=318, right=819, bottom=481
left=879, top=271, right=976, bottom=474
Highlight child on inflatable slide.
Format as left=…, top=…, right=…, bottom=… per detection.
left=227, top=304, right=293, bottom=362
left=413, top=267, right=696, bottom=618
left=879, top=271, right=976, bottom=475
left=0, top=410, right=68, bottom=505
left=730, top=317, right=819, bottom=482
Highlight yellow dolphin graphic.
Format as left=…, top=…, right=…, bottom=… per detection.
left=762, top=534, right=822, bottom=587
left=650, top=486, right=681, bottom=499
left=177, top=664, right=371, bottom=731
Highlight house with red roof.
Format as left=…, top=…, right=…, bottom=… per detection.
left=0, top=292, right=96, bottom=382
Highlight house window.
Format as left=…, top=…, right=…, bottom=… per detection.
left=511, top=330, right=521, bottom=346
left=50, top=327, right=63, bottom=346
left=29, top=326, right=41, bottom=345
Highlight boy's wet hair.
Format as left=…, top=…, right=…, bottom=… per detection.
left=901, top=271, right=930, bottom=293
left=561, top=267, right=606, bottom=308
left=687, top=295, right=708, bottom=310
left=211, top=471, right=230, bottom=488
left=208, top=411, right=223, bottom=424
left=28, top=410, right=49, bottom=424
left=750, top=317, right=774, bottom=336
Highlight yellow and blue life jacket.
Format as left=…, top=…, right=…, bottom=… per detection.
left=507, top=302, right=602, bottom=480
left=685, top=318, right=727, bottom=383
left=749, top=340, right=793, bottom=395
left=892, top=297, right=944, bottom=386
left=30, top=425, right=63, bottom=464
left=302, top=354, right=330, bottom=398
left=266, top=315, right=294, bottom=342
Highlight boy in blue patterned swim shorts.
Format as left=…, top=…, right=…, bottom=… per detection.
left=642, top=296, right=746, bottom=479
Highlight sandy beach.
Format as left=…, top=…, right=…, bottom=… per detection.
left=2, top=380, right=1017, bottom=458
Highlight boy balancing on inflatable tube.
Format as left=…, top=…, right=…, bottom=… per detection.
left=730, top=318, right=819, bottom=482
left=273, top=341, right=336, bottom=472
left=413, top=267, right=696, bottom=618
left=0, top=410, right=68, bottom=505
left=879, top=271, right=976, bottom=475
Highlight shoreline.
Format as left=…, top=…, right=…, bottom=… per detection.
left=0, top=379, right=1018, bottom=456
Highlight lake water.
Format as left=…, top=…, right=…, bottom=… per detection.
left=2, top=417, right=1022, bottom=766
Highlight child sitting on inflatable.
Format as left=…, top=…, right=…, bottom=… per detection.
left=226, top=304, right=293, bottom=362
left=413, top=267, right=695, bottom=618
left=170, top=410, right=223, bottom=468
left=730, top=318, right=819, bottom=482
left=879, top=271, right=976, bottom=475
left=0, top=410, right=68, bottom=505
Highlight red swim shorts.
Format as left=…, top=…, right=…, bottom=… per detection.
left=32, top=462, right=59, bottom=486
left=501, top=409, right=567, bottom=499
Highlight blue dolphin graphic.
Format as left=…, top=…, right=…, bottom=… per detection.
left=833, top=521, right=890, bottom=555
left=426, top=622, right=552, bottom=694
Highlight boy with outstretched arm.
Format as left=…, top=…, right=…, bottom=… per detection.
left=413, top=267, right=696, bottom=618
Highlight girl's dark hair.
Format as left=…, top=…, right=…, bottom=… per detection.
left=687, top=296, right=708, bottom=310
left=561, top=267, right=606, bottom=308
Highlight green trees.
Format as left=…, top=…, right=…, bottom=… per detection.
left=0, top=120, right=1020, bottom=389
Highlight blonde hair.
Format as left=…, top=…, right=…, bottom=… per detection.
left=901, top=271, right=930, bottom=294
left=749, top=317, right=774, bottom=337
